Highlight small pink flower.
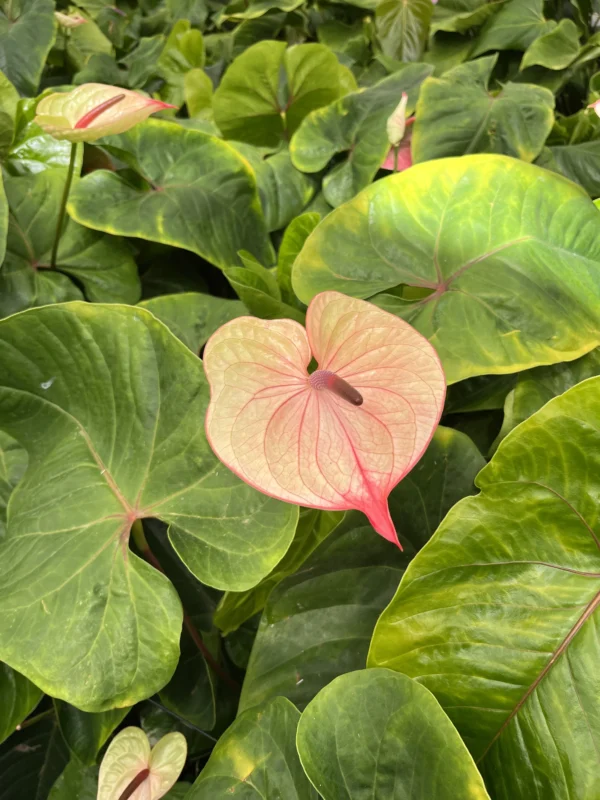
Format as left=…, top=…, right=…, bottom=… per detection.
left=382, top=117, right=415, bottom=172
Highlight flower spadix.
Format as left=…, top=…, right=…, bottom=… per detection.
left=34, top=83, right=176, bottom=143
left=204, top=291, right=445, bottom=547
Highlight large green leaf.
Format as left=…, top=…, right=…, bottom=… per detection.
left=537, top=140, right=600, bottom=197
left=376, top=0, right=433, bottom=61
left=0, top=71, right=18, bottom=156
left=290, top=65, right=433, bottom=207
left=412, top=55, right=554, bottom=163
left=186, top=697, right=317, bottom=799
left=0, top=715, right=69, bottom=800
left=369, top=377, right=600, bottom=800
left=55, top=702, right=129, bottom=765
left=520, top=18, right=581, bottom=71
left=239, top=515, right=409, bottom=713
left=0, top=303, right=297, bottom=710
left=138, top=293, right=246, bottom=353
left=213, top=41, right=343, bottom=147
left=494, top=348, right=600, bottom=448
left=0, top=663, right=42, bottom=745
left=0, top=430, right=25, bottom=537
left=297, top=670, right=490, bottom=800
left=472, top=0, right=554, bottom=56
left=431, top=0, right=505, bottom=35
left=214, top=509, right=343, bottom=634
left=68, top=119, right=274, bottom=270
left=232, top=143, right=317, bottom=232
left=0, top=170, right=140, bottom=318
left=0, top=0, right=55, bottom=95
left=292, top=155, right=600, bottom=383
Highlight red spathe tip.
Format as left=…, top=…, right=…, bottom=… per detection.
left=365, top=502, right=402, bottom=549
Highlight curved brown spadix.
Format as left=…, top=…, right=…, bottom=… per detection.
left=204, top=291, right=446, bottom=547
left=309, top=369, right=363, bottom=406
left=34, top=83, right=177, bottom=143
left=74, top=93, right=126, bottom=129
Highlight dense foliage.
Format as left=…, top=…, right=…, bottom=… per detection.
left=1, top=0, right=600, bottom=797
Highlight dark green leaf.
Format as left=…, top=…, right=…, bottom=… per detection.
left=186, top=697, right=317, bottom=799
left=370, top=376, right=600, bottom=800
left=68, top=119, right=274, bottom=270
left=48, top=759, right=98, bottom=800
left=0, top=716, right=69, bottom=800
left=0, top=0, right=55, bottom=95
left=537, top=140, right=600, bottom=196
left=432, top=0, right=505, bottom=35
left=293, top=155, right=600, bottom=383
left=239, top=515, right=408, bottom=712
left=297, top=670, right=490, bottom=800
left=376, top=0, right=433, bottom=61
left=472, top=0, right=554, bottom=56
left=0, top=170, right=140, bottom=318
left=412, top=55, right=554, bottom=163
left=54, top=703, right=128, bottom=765
left=0, top=664, right=42, bottom=745
left=291, top=65, right=433, bottom=207
left=0, top=303, right=297, bottom=710
left=139, top=293, right=246, bottom=353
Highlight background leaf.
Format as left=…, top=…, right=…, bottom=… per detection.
left=370, top=377, right=600, bottom=800
left=472, top=0, right=554, bottom=56
left=376, top=0, right=433, bottom=61
left=54, top=702, right=128, bottom=765
left=0, top=664, right=42, bottom=745
left=0, top=0, right=56, bottom=95
left=186, top=697, right=317, bottom=799
left=0, top=715, right=69, bottom=800
left=297, top=669, right=490, bottom=800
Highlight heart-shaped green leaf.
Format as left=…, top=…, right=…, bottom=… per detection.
left=186, top=697, right=316, bottom=799
left=0, top=170, right=140, bottom=318
left=520, top=18, right=580, bottom=70
left=213, top=41, right=344, bottom=147
left=412, top=55, right=554, bottom=163
left=97, top=727, right=186, bottom=800
left=494, top=347, right=600, bottom=448
left=138, top=293, right=246, bottom=354
left=0, top=663, right=42, bottom=745
left=376, top=0, right=433, bottom=61
left=290, top=65, right=432, bottom=207
left=67, top=119, right=274, bottom=270
left=0, top=302, right=297, bottom=710
left=297, top=669, right=490, bottom=800
left=471, top=0, right=554, bottom=56
left=0, top=0, right=56, bottom=95
left=292, top=155, right=600, bottom=383
left=239, top=514, right=409, bottom=713
left=370, top=376, right=600, bottom=800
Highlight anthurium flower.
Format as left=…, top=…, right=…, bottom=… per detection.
left=34, top=84, right=176, bottom=143
left=381, top=116, right=415, bottom=172
left=204, top=291, right=445, bottom=547
left=386, top=92, right=408, bottom=147
left=97, top=727, right=187, bottom=800
left=54, top=10, right=87, bottom=27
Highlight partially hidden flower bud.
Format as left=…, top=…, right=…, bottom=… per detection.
left=54, top=10, right=88, bottom=28
left=34, top=83, right=177, bottom=143
left=386, top=92, right=408, bottom=147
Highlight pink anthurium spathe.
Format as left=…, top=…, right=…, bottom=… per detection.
left=34, top=83, right=176, bottom=143
left=204, top=292, right=446, bottom=548
left=382, top=117, right=415, bottom=172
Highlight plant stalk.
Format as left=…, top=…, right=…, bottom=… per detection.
left=50, top=142, right=77, bottom=269
left=15, top=708, right=55, bottom=731
left=393, top=144, right=399, bottom=173
left=130, top=520, right=239, bottom=690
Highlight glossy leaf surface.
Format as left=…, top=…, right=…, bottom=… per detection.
left=187, top=697, right=316, bottom=799
left=0, top=0, right=55, bottom=95
left=0, top=303, right=297, bottom=710
left=297, top=669, right=490, bottom=800
left=370, top=377, right=600, bottom=800
left=292, top=155, right=600, bottom=383
left=291, top=65, right=432, bottom=207
left=204, top=291, right=445, bottom=545
left=412, top=55, right=554, bottom=163
left=68, top=119, right=274, bottom=270
left=213, top=41, right=343, bottom=147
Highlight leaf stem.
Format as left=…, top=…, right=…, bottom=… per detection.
left=16, top=708, right=55, bottom=731
left=393, top=145, right=399, bottom=173
left=50, top=142, right=77, bottom=269
left=130, top=520, right=240, bottom=691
